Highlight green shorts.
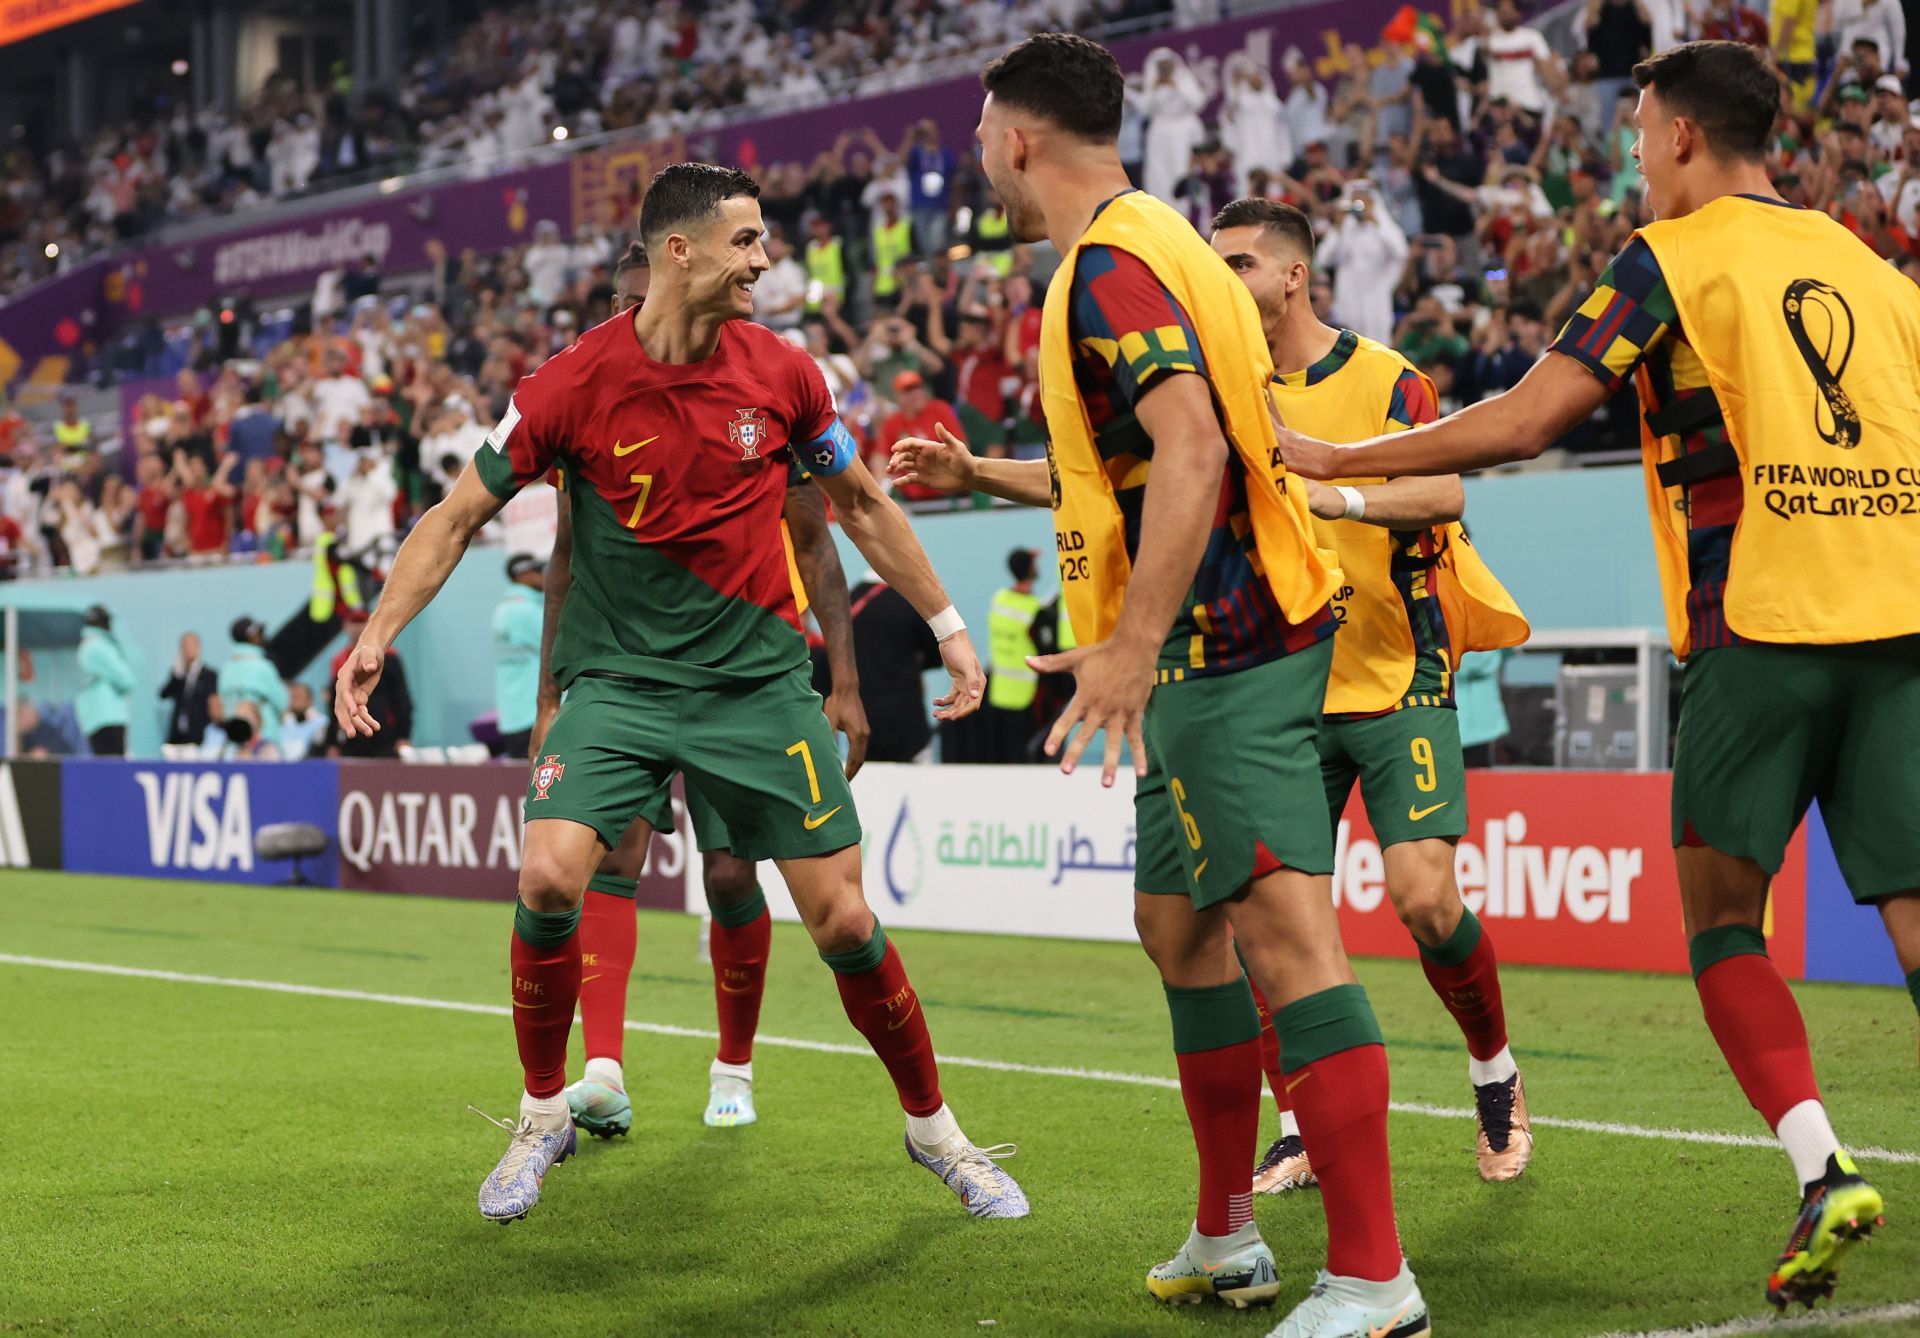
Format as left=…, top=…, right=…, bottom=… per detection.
left=631, top=781, right=738, bottom=854
left=532, top=668, right=860, bottom=863
left=1320, top=706, right=1467, bottom=848
left=1136, top=639, right=1336, bottom=909
left=1672, top=636, right=1920, bottom=901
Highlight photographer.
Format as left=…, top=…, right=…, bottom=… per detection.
left=1316, top=182, right=1409, bottom=342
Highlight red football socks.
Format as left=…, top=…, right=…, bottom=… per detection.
left=711, top=904, right=773, bottom=1066
left=1416, top=908, right=1510, bottom=1062
left=1693, top=932, right=1820, bottom=1127
left=1276, top=985, right=1402, bottom=1281
left=826, top=931, right=943, bottom=1117
left=1176, top=1039, right=1262, bottom=1235
left=1164, top=978, right=1263, bottom=1236
left=1290, top=1042, right=1401, bottom=1279
left=510, top=902, right=583, bottom=1100
left=577, top=889, right=637, bottom=1067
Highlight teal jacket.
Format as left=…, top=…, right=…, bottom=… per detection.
left=1455, top=648, right=1511, bottom=750
left=218, top=645, right=288, bottom=744
left=492, top=586, right=544, bottom=734
left=75, top=627, right=134, bottom=735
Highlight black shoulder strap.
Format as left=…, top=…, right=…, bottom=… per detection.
left=1655, top=441, right=1740, bottom=489
left=1645, top=387, right=1723, bottom=440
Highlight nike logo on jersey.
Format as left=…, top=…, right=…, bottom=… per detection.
left=1408, top=801, right=1450, bottom=822
left=612, top=435, right=659, bottom=457
left=802, top=805, right=843, bottom=830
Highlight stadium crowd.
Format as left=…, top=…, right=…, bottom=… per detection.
left=1, top=0, right=1917, bottom=589
left=0, top=0, right=1173, bottom=296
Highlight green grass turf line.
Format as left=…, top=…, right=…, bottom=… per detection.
left=2, top=873, right=1916, bottom=1337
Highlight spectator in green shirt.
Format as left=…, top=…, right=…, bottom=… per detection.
left=1394, top=292, right=1469, bottom=369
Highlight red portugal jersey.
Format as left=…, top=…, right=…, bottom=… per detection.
left=476, top=313, right=858, bottom=689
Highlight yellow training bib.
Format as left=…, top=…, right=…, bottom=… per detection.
left=1632, top=196, right=1920, bottom=656
left=1038, top=191, right=1338, bottom=648
left=1272, top=333, right=1527, bottom=713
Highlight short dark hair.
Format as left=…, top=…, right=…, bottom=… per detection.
left=638, top=163, right=760, bottom=247
left=616, top=240, right=649, bottom=273
left=1210, top=197, right=1315, bottom=260
left=1632, top=40, right=1777, bottom=162
left=981, top=33, right=1123, bottom=142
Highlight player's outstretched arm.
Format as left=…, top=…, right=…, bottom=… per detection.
left=334, top=465, right=505, bottom=738
left=784, top=483, right=871, bottom=777
left=1277, top=352, right=1610, bottom=481
left=531, top=499, right=573, bottom=759
left=1303, top=475, right=1464, bottom=529
left=889, top=423, right=1052, bottom=508
left=1032, top=372, right=1221, bottom=788
left=812, top=456, right=985, bottom=722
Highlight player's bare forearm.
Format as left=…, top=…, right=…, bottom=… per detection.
left=973, top=456, right=1052, bottom=508
left=1112, top=375, right=1227, bottom=658
left=783, top=484, right=859, bottom=693
left=1286, top=353, right=1608, bottom=479
left=1311, top=474, right=1465, bottom=528
left=816, top=458, right=954, bottom=618
left=537, top=501, right=573, bottom=711
left=888, top=427, right=1051, bottom=506
left=360, top=466, right=503, bottom=651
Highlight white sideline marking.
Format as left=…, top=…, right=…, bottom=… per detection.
left=1594, top=1299, right=1920, bottom=1337
left=6, top=952, right=1920, bottom=1168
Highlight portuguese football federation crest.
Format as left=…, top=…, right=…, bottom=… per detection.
left=532, top=755, right=565, bottom=800
left=729, top=407, right=768, bottom=460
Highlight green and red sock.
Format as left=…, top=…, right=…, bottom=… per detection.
left=1416, top=906, right=1510, bottom=1063
left=510, top=900, right=582, bottom=1099
left=1278, top=983, right=1401, bottom=1281
left=1166, top=977, right=1262, bottom=1236
left=823, top=924, right=943, bottom=1117
left=710, top=885, right=772, bottom=1066
left=1690, top=924, right=1820, bottom=1127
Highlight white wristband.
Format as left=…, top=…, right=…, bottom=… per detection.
left=927, top=605, right=966, bottom=641
left=1336, top=485, right=1366, bottom=521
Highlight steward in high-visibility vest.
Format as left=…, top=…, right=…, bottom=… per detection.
left=974, top=204, right=1014, bottom=276
left=871, top=197, right=915, bottom=302
left=985, top=547, right=1043, bottom=761
left=804, top=218, right=845, bottom=314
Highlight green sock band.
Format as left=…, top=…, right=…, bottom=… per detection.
left=1906, top=967, right=1920, bottom=1017
left=820, top=920, right=888, bottom=975
left=1688, top=923, right=1768, bottom=980
left=514, top=901, right=581, bottom=948
left=707, top=884, right=768, bottom=929
left=1164, top=976, right=1261, bottom=1055
left=1275, top=983, right=1384, bottom=1074
left=586, top=872, right=636, bottom=899
left=1418, top=905, right=1484, bottom=967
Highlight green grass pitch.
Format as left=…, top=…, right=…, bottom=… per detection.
left=2, top=874, right=1916, bottom=1336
